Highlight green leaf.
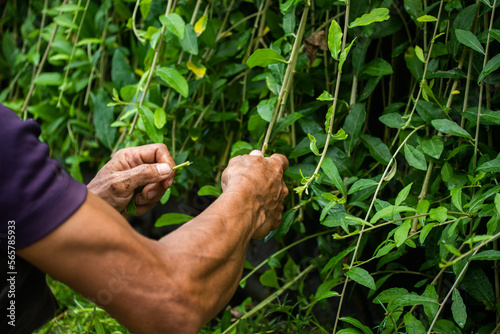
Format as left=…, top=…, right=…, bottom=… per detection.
left=394, top=294, right=439, bottom=307
left=339, top=317, right=373, bottom=334
left=451, top=289, right=467, bottom=329
left=76, top=38, right=103, bottom=46
left=247, top=49, right=287, bottom=68
left=477, top=158, right=500, bottom=172
left=419, top=136, right=444, bottom=159
left=496, top=193, right=500, bottom=215
left=395, top=183, right=413, bottom=207
left=344, top=103, right=366, bottom=154
left=431, top=119, right=472, bottom=140
left=361, top=134, right=392, bottom=165
left=470, top=250, right=500, bottom=261
left=429, top=206, right=447, bottom=223
left=154, top=108, right=166, bottom=129
left=415, top=45, right=425, bottom=63
left=180, top=24, right=198, bottom=55
left=317, top=90, right=334, bottom=101
left=370, top=206, right=417, bottom=225
left=350, top=8, right=390, bottom=28
left=328, top=19, right=342, bottom=60
left=404, top=0, right=424, bottom=25
left=405, top=47, right=424, bottom=81
left=126, top=197, right=137, bottom=215
left=404, top=144, right=427, bottom=171
left=348, top=179, right=378, bottom=195
left=92, top=89, right=117, bottom=150
left=159, top=13, right=186, bottom=40
left=394, top=219, right=412, bottom=247
left=403, top=312, right=426, bottom=334
left=433, top=319, right=463, bottom=334
left=160, top=188, right=171, bottom=205
left=362, top=58, right=393, bottom=77
left=155, top=213, right=193, bottom=227
left=420, top=223, right=436, bottom=244
left=338, top=38, right=356, bottom=71
left=423, top=284, right=439, bottom=319
left=259, top=269, right=280, bottom=289
left=321, top=246, right=356, bottom=274
left=321, top=157, right=346, bottom=197
left=230, top=141, right=253, bottom=158
left=478, top=54, right=500, bottom=83
left=314, top=280, right=341, bottom=301
left=346, top=267, right=376, bottom=290
left=257, top=97, right=278, bottom=122
left=417, top=14, right=437, bottom=22
left=198, top=185, right=221, bottom=197
left=461, top=266, right=495, bottom=307
left=455, top=29, right=485, bottom=55
left=445, top=244, right=462, bottom=257
left=138, top=106, right=163, bottom=143
left=308, top=133, right=321, bottom=156
left=269, top=208, right=297, bottom=239
left=34, top=72, right=63, bottom=86
left=451, top=187, right=463, bottom=212
left=332, top=128, right=348, bottom=141
left=490, top=29, right=500, bottom=43
left=53, top=3, right=84, bottom=12
left=379, top=113, right=405, bottom=129
left=111, top=48, right=136, bottom=89
left=156, top=67, right=189, bottom=98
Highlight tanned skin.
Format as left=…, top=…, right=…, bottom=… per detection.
left=18, top=144, right=288, bottom=333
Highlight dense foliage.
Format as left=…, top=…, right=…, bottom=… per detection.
left=1, top=0, right=500, bottom=333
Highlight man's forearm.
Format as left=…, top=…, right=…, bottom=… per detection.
left=157, top=189, right=256, bottom=326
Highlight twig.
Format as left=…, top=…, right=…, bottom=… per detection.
left=261, top=3, right=310, bottom=154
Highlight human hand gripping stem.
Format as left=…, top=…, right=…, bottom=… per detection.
left=221, top=150, right=289, bottom=239
left=87, top=143, right=176, bottom=215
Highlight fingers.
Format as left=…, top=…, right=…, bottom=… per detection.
left=120, top=163, right=173, bottom=191
left=269, top=153, right=289, bottom=172
left=115, top=143, right=176, bottom=169
left=136, top=183, right=165, bottom=206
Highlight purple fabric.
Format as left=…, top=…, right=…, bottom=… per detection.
left=0, top=104, right=87, bottom=250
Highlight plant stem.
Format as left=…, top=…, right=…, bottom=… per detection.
left=223, top=264, right=315, bottom=334
left=474, top=0, right=497, bottom=170
left=261, top=3, right=310, bottom=155
left=427, top=243, right=486, bottom=333
left=332, top=124, right=424, bottom=333
left=57, top=0, right=91, bottom=108
left=301, top=1, right=351, bottom=194
left=404, top=0, right=445, bottom=127
left=132, top=0, right=145, bottom=43
left=128, top=0, right=174, bottom=136
left=240, top=229, right=333, bottom=285
left=21, top=0, right=69, bottom=119
left=411, top=161, right=434, bottom=233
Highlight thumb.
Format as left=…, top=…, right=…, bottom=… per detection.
left=122, top=163, right=173, bottom=189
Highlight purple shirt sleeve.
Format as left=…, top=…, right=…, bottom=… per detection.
left=0, top=104, right=87, bottom=250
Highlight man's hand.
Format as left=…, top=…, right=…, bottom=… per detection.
left=221, top=150, right=289, bottom=239
left=87, top=143, right=176, bottom=215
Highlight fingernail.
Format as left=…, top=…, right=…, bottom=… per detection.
left=168, top=178, right=173, bottom=188
left=146, top=191, right=157, bottom=200
left=157, top=163, right=172, bottom=175
left=249, top=150, right=263, bottom=156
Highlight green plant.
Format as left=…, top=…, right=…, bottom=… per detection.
left=2, top=0, right=500, bottom=333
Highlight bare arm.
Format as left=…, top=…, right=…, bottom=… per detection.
left=18, top=150, right=288, bottom=333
